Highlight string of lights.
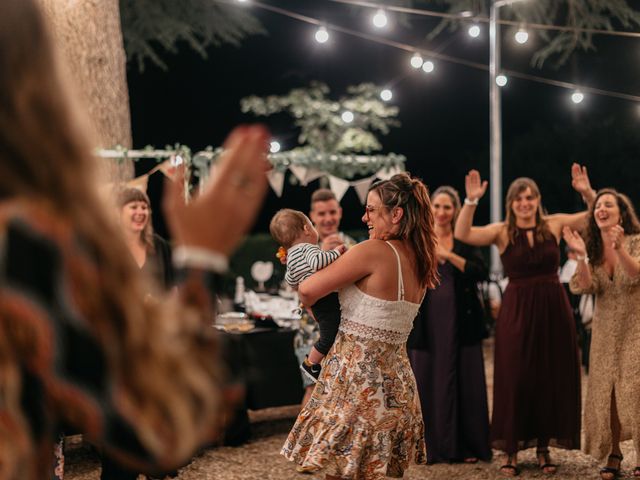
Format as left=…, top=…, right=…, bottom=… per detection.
left=328, top=0, right=640, bottom=39
left=225, top=0, right=640, bottom=105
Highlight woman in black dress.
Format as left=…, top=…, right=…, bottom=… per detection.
left=408, top=186, right=491, bottom=465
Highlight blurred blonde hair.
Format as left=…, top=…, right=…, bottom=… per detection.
left=0, top=1, right=222, bottom=477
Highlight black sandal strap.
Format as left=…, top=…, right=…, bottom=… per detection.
left=609, top=453, right=623, bottom=461
left=500, top=464, right=520, bottom=475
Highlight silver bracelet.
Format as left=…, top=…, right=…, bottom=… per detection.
left=464, top=197, right=479, bottom=206
left=173, top=246, right=229, bottom=273
left=576, top=254, right=589, bottom=264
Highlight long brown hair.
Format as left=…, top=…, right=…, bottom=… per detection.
left=585, top=188, right=640, bottom=265
left=0, top=1, right=221, bottom=476
left=505, top=177, right=552, bottom=244
left=369, top=173, right=439, bottom=289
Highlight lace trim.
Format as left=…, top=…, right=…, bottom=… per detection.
left=339, top=318, right=409, bottom=344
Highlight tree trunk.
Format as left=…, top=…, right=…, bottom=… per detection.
left=39, top=0, right=134, bottom=182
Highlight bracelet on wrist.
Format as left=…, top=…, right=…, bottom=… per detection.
left=576, top=254, right=589, bottom=264
left=464, top=197, right=479, bottom=206
left=173, top=246, right=229, bottom=273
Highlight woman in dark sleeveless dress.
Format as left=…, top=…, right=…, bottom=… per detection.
left=407, top=186, right=491, bottom=465
left=454, top=166, right=595, bottom=476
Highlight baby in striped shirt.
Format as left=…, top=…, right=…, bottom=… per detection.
left=270, top=208, right=346, bottom=383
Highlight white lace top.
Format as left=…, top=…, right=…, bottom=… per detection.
left=338, top=241, right=422, bottom=345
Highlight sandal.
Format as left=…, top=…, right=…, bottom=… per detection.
left=536, top=448, right=558, bottom=474
left=600, top=453, right=623, bottom=480
left=499, top=455, right=520, bottom=477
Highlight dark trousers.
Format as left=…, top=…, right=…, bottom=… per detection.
left=310, top=292, right=341, bottom=356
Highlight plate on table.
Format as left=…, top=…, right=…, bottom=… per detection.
left=215, top=312, right=255, bottom=332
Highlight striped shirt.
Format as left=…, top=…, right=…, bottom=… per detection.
left=285, top=242, right=341, bottom=286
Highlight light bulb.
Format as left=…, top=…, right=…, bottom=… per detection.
left=410, top=53, right=423, bottom=69
left=315, top=26, right=329, bottom=44
left=270, top=141, right=281, bottom=153
left=496, top=75, right=508, bottom=87
left=372, top=9, right=388, bottom=28
left=515, top=29, right=529, bottom=44
left=571, top=91, right=584, bottom=104
left=380, top=89, right=393, bottom=101
left=341, top=111, right=354, bottom=123
left=468, top=25, right=481, bottom=38
left=422, top=60, right=435, bottom=73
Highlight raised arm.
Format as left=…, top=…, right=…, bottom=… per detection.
left=546, top=163, right=596, bottom=233
left=454, top=170, right=503, bottom=247
left=570, top=163, right=596, bottom=208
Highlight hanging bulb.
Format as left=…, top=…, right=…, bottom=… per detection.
left=315, top=26, right=329, bottom=44
left=515, top=29, right=529, bottom=44
left=468, top=24, right=481, bottom=38
left=270, top=141, right=281, bottom=153
left=380, top=89, right=393, bottom=101
left=571, top=91, right=584, bottom=104
left=372, top=9, right=388, bottom=28
left=341, top=111, right=354, bottom=123
left=496, top=75, right=508, bottom=87
left=410, top=53, right=424, bottom=69
left=422, top=60, right=435, bottom=73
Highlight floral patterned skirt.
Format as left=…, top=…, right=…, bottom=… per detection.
left=281, top=331, right=426, bottom=479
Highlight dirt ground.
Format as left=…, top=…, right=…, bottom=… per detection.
left=65, top=339, right=636, bottom=479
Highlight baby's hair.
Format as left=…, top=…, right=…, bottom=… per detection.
left=270, top=209, right=311, bottom=249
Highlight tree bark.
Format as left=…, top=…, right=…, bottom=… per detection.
left=39, top=0, right=133, bottom=182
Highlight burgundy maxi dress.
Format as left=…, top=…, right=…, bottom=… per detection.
left=491, top=227, right=581, bottom=453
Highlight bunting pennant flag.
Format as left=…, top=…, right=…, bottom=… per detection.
left=267, top=170, right=285, bottom=197
left=328, top=175, right=351, bottom=202
left=126, top=175, right=149, bottom=192
left=351, top=176, right=376, bottom=204
left=288, top=165, right=324, bottom=186
left=155, top=159, right=176, bottom=179
left=288, top=164, right=309, bottom=185
left=375, top=165, right=403, bottom=181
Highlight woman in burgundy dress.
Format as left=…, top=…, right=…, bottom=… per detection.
left=454, top=165, right=595, bottom=476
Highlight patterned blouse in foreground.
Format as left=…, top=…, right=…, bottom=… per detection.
left=0, top=201, right=221, bottom=479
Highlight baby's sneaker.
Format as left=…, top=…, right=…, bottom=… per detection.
left=300, top=356, right=321, bottom=383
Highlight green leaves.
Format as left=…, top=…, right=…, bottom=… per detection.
left=241, top=81, right=400, bottom=154
left=120, top=0, right=266, bottom=71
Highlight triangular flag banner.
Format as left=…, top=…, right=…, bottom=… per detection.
left=155, top=159, right=175, bottom=178
left=126, top=175, right=149, bottom=192
left=375, top=165, right=403, bottom=181
left=328, top=175, right=351, bottom=202
left=267, top=170, right=285, bottom=197
left=303, top=168, right=324, bottom=186
left=289, top=165, right=309, bottom=185
left=351, top=176, right=376, bottom=204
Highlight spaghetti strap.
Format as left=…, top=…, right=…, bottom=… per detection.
left=384, top=241, right=405, bottom=301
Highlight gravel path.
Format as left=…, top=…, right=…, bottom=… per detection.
left=65, top=340, right=636, bottom=479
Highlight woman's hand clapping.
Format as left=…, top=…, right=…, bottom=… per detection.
left=603, top=225, right=625, bottom=250
left=562, top=227, right=587, bottom=256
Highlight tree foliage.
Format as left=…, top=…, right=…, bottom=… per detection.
left=241, top=82, right=400, bottom=154
left=120, top=0, right=265, bottom=71
left=407, top=0, right=640, bottom=67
